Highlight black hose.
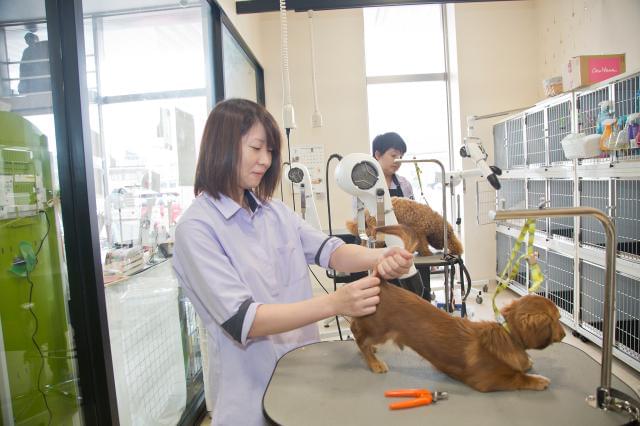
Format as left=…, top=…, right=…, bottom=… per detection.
left=325, top=153, right=343, bottom=236
left=324, top=153, right=343, bottom=339
left=285, top=128, right=295, bottom=211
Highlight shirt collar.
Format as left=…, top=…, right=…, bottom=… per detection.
left=204, top=190, right=263, bottom=220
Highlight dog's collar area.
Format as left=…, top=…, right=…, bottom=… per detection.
left=496, top=314, right=511, bottom=333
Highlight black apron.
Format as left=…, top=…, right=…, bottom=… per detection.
left=388, top=174, right=404, bottom=198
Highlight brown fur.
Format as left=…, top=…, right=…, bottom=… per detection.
left=351, top=225, right=565, bottom=392
left=346, top=197, right=463, bottom=256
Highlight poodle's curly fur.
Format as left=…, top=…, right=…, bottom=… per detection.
left=346, top=197, right=463, bottom=256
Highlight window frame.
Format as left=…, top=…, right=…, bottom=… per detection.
left=364, top=3, right=454, bottom=170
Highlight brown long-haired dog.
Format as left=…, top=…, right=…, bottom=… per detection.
left=350, top=225, right=565, bottom=392
left=346, top=197, right=463, bottom=256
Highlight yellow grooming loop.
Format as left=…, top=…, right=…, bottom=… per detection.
left=413, top=160, right=428, bottom=204
left=493, top=218, right=544, bottom=332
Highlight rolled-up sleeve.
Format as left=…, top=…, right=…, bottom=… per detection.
left=287, top=210, right=344, bottom=268
left=173, top=219, right=260, bottom=345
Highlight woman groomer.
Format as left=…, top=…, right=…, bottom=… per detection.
left=172, top=99, right=413, bottom=425
left=372, top=132, right=414, bottom=199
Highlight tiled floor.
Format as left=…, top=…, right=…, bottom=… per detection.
left=198, top=276, right=640, bottom=425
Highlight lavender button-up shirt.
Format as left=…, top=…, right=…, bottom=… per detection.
left=172, top=191, right=344, bottom=425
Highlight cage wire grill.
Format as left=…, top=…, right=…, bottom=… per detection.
left=529, top=245, right=547, bottom=296
left=614, top=73, right=640, bottom=161
left=547, top=100, right=572, bottom=164
left=615, top=179, right=640, bottom=260
left=493, top=121, right=508, bottom=171
left=496, top=232, right=511, bottom=282
left=579, top=179, right=610, bottom=250
left=547, top=250, right=575, bottom=316
left=579, top=261, right=640, bottom=363
left=526, top=110, right=546, bottom=166
left=526, top=179, right=548, bottom=235
left=495, top=232, right=528, bottom=292
left=615, top=272, right=640, bottom=361
left=580, top=261, right=605, bottom=337
left=506, top=116, right=525, bottom=168
left=496, top=179, right=526, bottom=228
left=577, top=86, right=611, bottom=165
left=476, top=179, right=498, bottom=226
left=548, top=179, right=574, bottom=241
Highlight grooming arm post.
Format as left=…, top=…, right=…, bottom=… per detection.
left=491, top=207, right=640, bottom=419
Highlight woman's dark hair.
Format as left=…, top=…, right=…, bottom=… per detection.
left=194, top=98, right=282, bottom=202
left=371, top=132, right=407, bottom=157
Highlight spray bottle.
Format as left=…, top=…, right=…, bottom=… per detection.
left=597, top=100, right=615, bottom=151
left=624, top=112, right=640, bottom=149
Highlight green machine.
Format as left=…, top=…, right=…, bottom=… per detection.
left=0, top=111, right=80, bottom=425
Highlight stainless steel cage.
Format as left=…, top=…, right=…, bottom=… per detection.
left=547, top=99, right=572, bottom=164
left=580, top=261, right=640, bottom=364
left=549, top=179, right=574, bottom=240
left=547, top=250, right=575, bottom=316
left=526, top=179, right=548, bottom=235
left=506, top=116, right=525, bottom=168
left=497, top=179, right=526, bottom=228
left=579, top=179, right=611, bottom=250
left=492, top=121, right=508, bottom=171
left=525, top=109, right=546, bottom=166
left=613, top=73, right=640, bottom=161
left=614, top=179, right=640, bottom=260
left=495, top=232, right=527, bottom=292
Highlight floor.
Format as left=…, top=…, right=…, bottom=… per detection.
left=198, top=275, right=640, bottom=425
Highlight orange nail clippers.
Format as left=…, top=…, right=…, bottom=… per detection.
left=384, top=388, right=448, bottom=410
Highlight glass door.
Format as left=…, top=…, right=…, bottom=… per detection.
left=0, top=8, right=84, bottom=426
left=80, top=4, right=208, bottom=424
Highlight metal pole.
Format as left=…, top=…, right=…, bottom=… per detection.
left=491, top=207, right=616, bottom=390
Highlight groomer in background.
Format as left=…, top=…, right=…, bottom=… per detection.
left=372, top=132, right=414, bottom=200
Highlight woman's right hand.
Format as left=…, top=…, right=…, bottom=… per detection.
left=331, top=275, right=381, bottom=317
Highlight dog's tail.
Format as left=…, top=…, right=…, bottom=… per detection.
left=375, top=224, right=419, bottom=253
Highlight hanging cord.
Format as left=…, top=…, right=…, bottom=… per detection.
left=26, top=210, right=53, bottom=426
left=325, top=153, right=344, bottom=339
left=492, top=219, right=544, bottom=332
left=307, top=10, right=323, bottom=128
left=281, top=161, right=290, bottom=205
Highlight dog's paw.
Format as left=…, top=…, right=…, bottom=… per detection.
left=369, top=359, right=388, bottom=374
left=525, top=356, right=533, bottom=371
left=526, top=374, right=550, bottom=390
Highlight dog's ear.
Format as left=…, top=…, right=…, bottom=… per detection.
left=517, top=313, right=553, bottom=349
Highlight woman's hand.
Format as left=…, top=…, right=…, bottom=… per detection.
left=332, top=276, right=381, bottom=317
left=375, top=247, right=413, bottom=279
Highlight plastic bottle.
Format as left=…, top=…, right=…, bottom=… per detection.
left=596, top=100, right=613, bottom=134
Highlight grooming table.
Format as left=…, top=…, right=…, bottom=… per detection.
left=263, top=341, right=636, bottom=425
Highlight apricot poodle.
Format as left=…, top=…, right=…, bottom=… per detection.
left=346, top=197, right=463, bottom=256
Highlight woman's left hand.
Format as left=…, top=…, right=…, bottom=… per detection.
left=375, top=247, right=413, bottom=279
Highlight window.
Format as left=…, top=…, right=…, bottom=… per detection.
left=364, top=5, right=450, bottom=212
left=222, top=23, right=257, bottom=101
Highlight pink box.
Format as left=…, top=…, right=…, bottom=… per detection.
left=562, top=54, right=626, bottom=91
